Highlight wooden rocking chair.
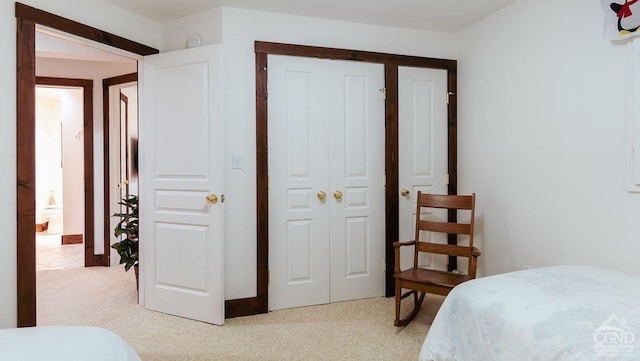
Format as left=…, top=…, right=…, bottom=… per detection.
left=393, top=192, right=480, bottom=326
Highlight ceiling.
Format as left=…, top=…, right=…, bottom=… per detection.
left=36, top=31, right=135, bottom=63
left=103, top=0, right=517, bottom=33
left=35, top=0, right=518, bottom=63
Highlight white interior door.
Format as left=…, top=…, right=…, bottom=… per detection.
left=108, top=82, right=138, bottom=265
left=328, top=60, right=385, bottom=302
left=398, top=67, right=448, bottom=271
left=268, top=55, right=385, bottom=310
left=140, top=45, right=224, bottom=324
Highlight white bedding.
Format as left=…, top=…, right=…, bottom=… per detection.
left=419, top=265, right=640, bottom=361
left=0, top=326, right=141, bottom=361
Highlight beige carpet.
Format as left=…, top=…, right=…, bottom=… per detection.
left=37, top=267, right=443, bottom=360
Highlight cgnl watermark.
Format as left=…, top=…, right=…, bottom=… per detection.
left=594, top=313, right=635, bottom=358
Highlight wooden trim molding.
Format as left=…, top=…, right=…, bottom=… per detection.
left=15, top=3, right=158, bottom=56
left=384, top=64, right=400, bottom=296
left=254, top=41, right=457, bottom=70
left=104, top=73, right=138, bottom=86
left=36, top=76, right=98, bottom=268
left=255, top=51, right=270, bottom=314
left=61, top=234, right=83, bottom=245
left=446, top=68, right=459, bottom=271
left=16, top=15, right=37, bottom=328
left=249, top=41, right=458, bottom=316
left=36, top=76, right=91, bottom=87
left=16, top=4, right=158, bottom=327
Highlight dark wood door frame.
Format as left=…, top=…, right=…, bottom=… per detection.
left=226, top=41, right=458, bottom=318
left=36, top=77, right=98, bottom=268
left=102, top=72, right=138, bottom=269
left=16, top=2, right=158, bottom=327
left=120, top=92, right=130, bottom=198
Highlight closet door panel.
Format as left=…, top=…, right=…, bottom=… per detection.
left=268, top=55, right=330, bottom=310
left=398, top=67, right=448, bottom=271
left=329, top=61, right=385, bottom=302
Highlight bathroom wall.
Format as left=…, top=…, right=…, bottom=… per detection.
left=60, top=88, right=85, bottom=237
left=35, top=87, right=85, bottom=236
left=35, top=88, right=63, bottom=225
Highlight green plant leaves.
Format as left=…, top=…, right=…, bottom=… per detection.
left=111, top=195, right=138, bottom=272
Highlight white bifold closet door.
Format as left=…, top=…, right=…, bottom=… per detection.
left=268, top=55, right=385, bottom=310
left=397, top=66, right=449, bottom=272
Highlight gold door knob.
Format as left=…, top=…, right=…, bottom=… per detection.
left=400, top=188, right=410, bottom=197
left=206, top=194, right=218, bottom=204
left=317, top=191, right=327, bottom=200
left=333, top=190, right=343, bottom=200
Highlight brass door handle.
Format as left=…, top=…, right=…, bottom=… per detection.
left=400, top=188, right=410, bottom=197
left=333, top=190, right=343, bottom=200
left=317, top=191, right=327, bottom=200
left=206, top=194, right=218, bottom=204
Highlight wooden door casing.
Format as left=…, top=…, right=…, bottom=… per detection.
left=15, top=3, right=158, bottom=327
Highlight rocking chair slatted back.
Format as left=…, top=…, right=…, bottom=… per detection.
left=392, top=191, right=480, bottom=327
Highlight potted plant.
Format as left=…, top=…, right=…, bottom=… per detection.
left=112, top=195, right=139, bottom=289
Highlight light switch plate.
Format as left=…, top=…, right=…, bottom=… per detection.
left=232, top=154, right=243, bottom=169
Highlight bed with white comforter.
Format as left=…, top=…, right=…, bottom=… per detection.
left=0, top=326, right=141, bottom=361
left=419, top=265, right=640, bottom=361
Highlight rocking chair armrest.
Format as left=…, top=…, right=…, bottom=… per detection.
left=393, top=241, right=415, bottom=274
left=392, top=240, right=416, bottom=248
left=472, top=247, right=481, bottom=257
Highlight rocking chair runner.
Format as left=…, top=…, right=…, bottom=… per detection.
left=393, top=192, right=481, bottom=327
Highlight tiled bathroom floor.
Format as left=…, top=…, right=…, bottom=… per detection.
left=36, top=233, right=83, bottom=271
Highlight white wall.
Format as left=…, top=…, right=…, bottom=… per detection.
left=457, top=0, right=640, bottom=276
left=60, top=88, right=85, bottom=236
left=161, top=7, right=459, bottom=300
left=0, top=0, right=159, bottom=328
left=162, top=8, right=222, bottom=52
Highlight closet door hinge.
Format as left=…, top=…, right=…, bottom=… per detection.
left=446, top=91, right=455, bottom=104
left=445, top=173, right=450, bottom=185
left=379, top=88, right=386, bottom=100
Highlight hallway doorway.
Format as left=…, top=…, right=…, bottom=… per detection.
left=16, top=3, right=158, bottom=326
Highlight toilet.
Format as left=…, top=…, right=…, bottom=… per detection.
left=42, top=204, right=64, bottom=234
